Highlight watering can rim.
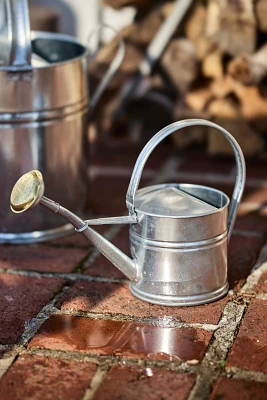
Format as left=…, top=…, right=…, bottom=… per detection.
left=134, top=183, right=230, bottom=219
left=0, top=30, right=90, bottom=72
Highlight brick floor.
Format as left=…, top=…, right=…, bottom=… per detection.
left=0, top=355, right=96, bottom=400
left=0, top=245, right=88, bottom=273
left=1, top=144, right=267, bottom=399
left=0, top=274, right=64, bottom=344
left=85, top=226, right=130, bottom=278
left=227, top=299, right=267, bottom=374
left=92, top=366, right=196, bottom=400
left=29, top=314, right=212, bottom=362
left=57, top=281, right=228, bottom=325
left=254, top=270, right=267, bottom=294
left=228, top=234, right=265, bottom=288
left=90, top=141, right=173, bottom=170
left=235, top=212, right=267, bottom=234
left=210, top=378, right=267, bottom=400
left=179, top=152, right=235, bottom=175
left=89, top=176, right=150, bottom=217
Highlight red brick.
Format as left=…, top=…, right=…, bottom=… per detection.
left=49, top=232, right=92, bottom=248
left=179, top=153, right=234, bottom=175
left=85, top=226, right=130, bottom=278
left=92, top=366, right=195, bottom=400
left=29, top=314, right=212, bottom=361
left=0, top=350, right=6, bottom=359
left=58, top=281, right=227, bottom=325
left=228, top=234, right=265, bottom=289
left=91, top=141, right=172, bottom=170
left=210, top=378, right=267, bottom=400
left=246, top=160, right=267, bottom=180
left=241, top=185, right=267, bottom=205
left=0, top=245, right=88, bottom=273
left=0, top=274, right=64, bottom=344
left=89, top=176, right=149, bottom=217
left=228, top=299, right=267, bottom=373
left=89, top=176, right=133, bottom=216
left=235, top=212, right=267, bottom=234
left=0, top=354, right=96, bottom=400
left=254, top=270, right=267, bottom=294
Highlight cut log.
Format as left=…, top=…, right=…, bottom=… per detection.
left=206, top=0, right=256, bottom=56
left=185, top=85, right=213, bottom=112
left=29, top=5, right=59, bottom=32
left=208, top=98, right=264, bottom=157
left=185, top=1, right=215, bottom=59
left=172, top=103, right=208, bottom=149
left=103, top=0, right=155, bottom=10
left=211, top=77, right=267, bottom=133
left=161, top=39, right=198, bottom=94
left=202, top=48, right=223, bottom=79
left=211, top=76, right=237, bottom=99
left=255, top=0, right=267, bottom=32
left=232, top=84, right=267, bottom=133
left=227, top=43, right=267, bottom=85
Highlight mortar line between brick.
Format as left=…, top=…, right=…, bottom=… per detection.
left=18, top=285, right=71, bottom=348
left=89, top=166, right=156, bottom=179
left=26, top=347, right=195, bottom=373
left=226, top=366, right=267, bottom=384
left=187, top=300, right=247, bottom=400
left=188, top=236, right=267, bottom=400
left=0, top=355, right=16, bottom=382
left=167, top=171, right=267, bottom=188
left=51, top=308, right=219, bottom=331
left=81, top=365, right=109, bottom=400
left=81, top=225, right=123, bottom=270
left=23, top=345, right=267, bottom=383
left=0, top=267, right=127, bottom=284
left=255, top=293, right=267, bottom=300
left=232, top=229, right=265, bottom=238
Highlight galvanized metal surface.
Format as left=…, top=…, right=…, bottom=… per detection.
left=125, top=119, right=245, bottom=305
left=0, top=0, right=124, bottom=243
left=9, top=119, right=246, bottom=306
left=126, top=119, right=246, bottom=239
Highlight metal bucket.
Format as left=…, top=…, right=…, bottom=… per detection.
left=0, top=0, right=124, bottom=243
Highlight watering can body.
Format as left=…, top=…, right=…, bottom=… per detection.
left=129, top=183, right=229, bottom=305
left=76, top=119, right=245, bottom=306
left=10, top=119, right=246, bottom=306
left=0, top=0, right=124, bottom=244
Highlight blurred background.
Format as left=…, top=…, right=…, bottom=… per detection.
left=28, top=0, right=267, bottom=159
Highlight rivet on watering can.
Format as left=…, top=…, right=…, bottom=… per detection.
left=10, top=119, right=246, bottom=307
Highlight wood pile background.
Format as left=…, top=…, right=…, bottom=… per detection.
left=90, top=0, right=267, bottom=157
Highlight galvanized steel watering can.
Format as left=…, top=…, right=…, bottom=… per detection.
left=0, top=0, right=124, bottom=244
left=10, top=119, right=246, bottom=306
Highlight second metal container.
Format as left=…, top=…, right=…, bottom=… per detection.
left=0, top=0, right=123, bottom=243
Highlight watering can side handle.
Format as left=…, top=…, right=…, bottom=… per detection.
left=7, top=0, right=32, bottom=70
left=126, top=119, right=246, bottom=240
left=87, top=24, right=125, bottom=113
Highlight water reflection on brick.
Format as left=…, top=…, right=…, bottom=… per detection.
left=29, top=314, right=212, bottom=362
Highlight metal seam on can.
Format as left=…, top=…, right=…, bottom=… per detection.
left=129, top=282, right=229, bottom=306
left=130, top=230, right=227, bottom=251
left=0, top=98, right=88, bottom=123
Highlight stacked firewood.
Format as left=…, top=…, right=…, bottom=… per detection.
left=90, top=0, right=267, bottom=157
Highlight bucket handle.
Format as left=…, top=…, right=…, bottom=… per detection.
left=3, top=0, right=32, bottom=70
left=87, top=24, right=125, bottom=113
left=126, top=119, right=246, bottom=240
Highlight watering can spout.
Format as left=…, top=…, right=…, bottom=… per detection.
left=10, top=170, right=138, bottom=282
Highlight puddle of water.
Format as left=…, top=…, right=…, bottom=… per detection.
left=31, top=314, right=208, bottom=362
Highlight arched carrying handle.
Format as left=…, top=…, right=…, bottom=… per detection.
left=1, top=0, right=32, bottom=70
left=126, top=119, right=246, bottom=240
left=87, top=24, right=125, bottom=113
